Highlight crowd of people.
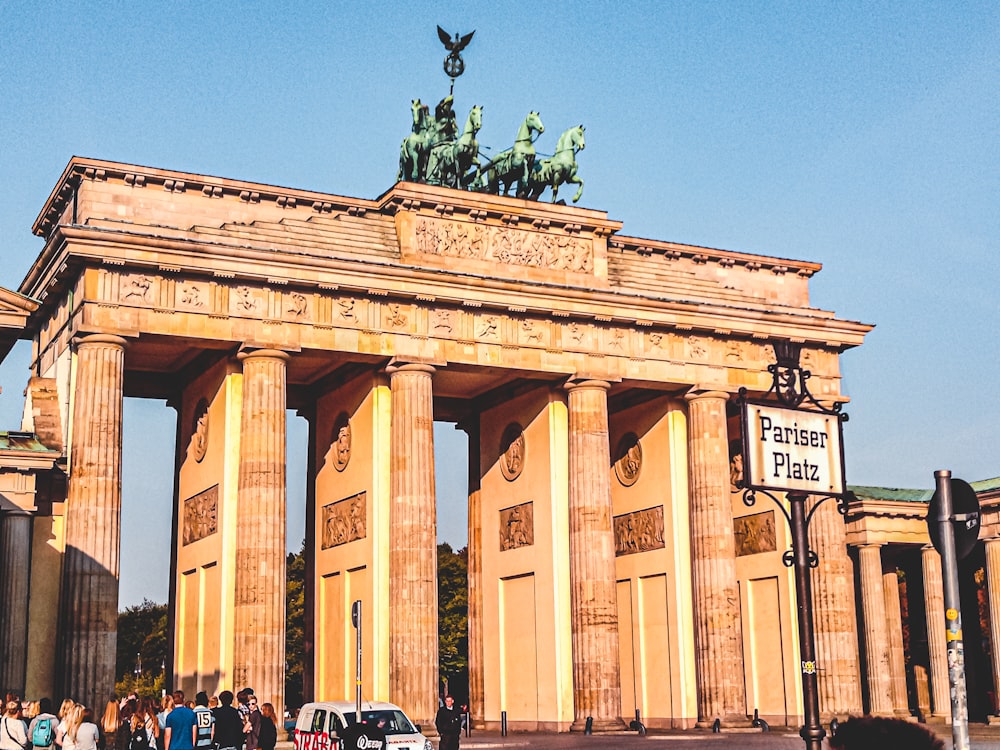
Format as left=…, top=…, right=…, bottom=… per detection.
left=0, top=690, right=278, bottom=750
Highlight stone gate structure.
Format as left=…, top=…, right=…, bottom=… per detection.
left=3, top=156, right=874, bottom=729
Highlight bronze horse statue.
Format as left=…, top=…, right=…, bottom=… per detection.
left=426, top=104, right=483, bottom=189
left=524, top=125, right=585, bottom=203
left=485, top=111, right=544, bottom=198
left=397, top=99, right=432, bottom=182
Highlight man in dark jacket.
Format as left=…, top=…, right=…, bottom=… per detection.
left=211, top=692, right=243, bottom=750
left=434, top=696, right=462, bottom=750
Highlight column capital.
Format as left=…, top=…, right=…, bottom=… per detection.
left=564, top=377, right=610, bottom=393
left=71, top=333, right=128, bottom=351
left=385, top=361, right=436, bottom=376
left=237, top=347, right=291, bottom=363
left=684, top=389, right=731, bottom=403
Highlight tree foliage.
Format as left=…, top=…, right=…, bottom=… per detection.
left=438, top=543, right=468, bottom=701
left=286, top=540, right=306, bottom=709
left=115, top=599, right=168, bottom=697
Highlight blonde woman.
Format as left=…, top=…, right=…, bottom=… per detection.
left=101, top=702, right=120, bottom=750
left=61, top=705, right=83, bottom=750
left=55, top=700, right=75, bottom=750
left=0, top=701, right=29, bottom=750
left=72, top=708, right=99, bottom=750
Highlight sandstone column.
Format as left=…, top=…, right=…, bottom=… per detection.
left=0, top=509, right=34, bottom=695
left=59, top=333, right=126, bottom=709
left=807, top=496, right=863, bottom=719
left=565, top=378, right=624, bottom=731
left=234, top=348, right=288, bottom=714
left=984, top=539, right=1000, bottom=718
left=883, top=564, right=910, bottom=717
left=463, top=418, right=485, bottom=728
left=922, top=545, right=951, bottom=721
left=857, top=543, right=893, bottom=715
left=685, top=390, right=746, bottom=726
left=387, top=363, right=438, bottom=731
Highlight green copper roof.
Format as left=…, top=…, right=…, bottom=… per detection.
left=0, top=431, right=58, bottom=453
left=849, top=477, right=1000, bottom=504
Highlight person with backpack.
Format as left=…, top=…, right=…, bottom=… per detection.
left=0, top=701, right=29, bottom=750
left=27, top=699, right=57, bottom=750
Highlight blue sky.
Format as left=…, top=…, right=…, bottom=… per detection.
left=1, top=2, right=997, bottom=606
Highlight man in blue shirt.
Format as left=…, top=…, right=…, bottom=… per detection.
left=164, top=691, right=197, bottom=750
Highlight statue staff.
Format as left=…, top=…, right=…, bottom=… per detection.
left=437, top=25, right=475, bottom=95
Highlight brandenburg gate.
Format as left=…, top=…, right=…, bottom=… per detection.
left=4, top=155, right=870, bottom=730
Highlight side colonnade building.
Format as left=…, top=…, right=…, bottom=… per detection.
left=0, top=156, right=884, bottom=729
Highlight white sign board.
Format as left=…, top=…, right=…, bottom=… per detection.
left=743, top=402, right=845, bottom=495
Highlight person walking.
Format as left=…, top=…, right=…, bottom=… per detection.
left=27, top=698, right=58, bottom=750
left=0, top=701, right=29, bottom=750
left=434, top=696, right=462, bottom=750
left=162, top=694, right=195, bottom=750
left=256, top=706, right=276, bottom=750
left=191, top=694, right=212, bottom=750
left=209, top=693, right=241, bottom=750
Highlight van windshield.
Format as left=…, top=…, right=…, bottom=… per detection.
left=344, top=710, right=417, bottom=736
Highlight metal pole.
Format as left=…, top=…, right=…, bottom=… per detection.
left=353, top=600, right=362, bottom=724
left=934, top=470, right=970, bottom=750
left=788, top=493, right=824, bottom=750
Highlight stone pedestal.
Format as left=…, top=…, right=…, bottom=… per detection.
left=565, top=379, right=625, bottom=732
left=922, top=545, right=951, bottom=721
left=857, top=543, right=893, bottom=715
left=59, top=333, right=126, bottom=710
left=684, top=390, right=746, bottom=726
left=808, top=496, right=863, bottom=719
left=883, top=566, right=910, bottom=717
left=387, top=363, right=439, bottom=732
left=233, top=348, right=288, bottom=714
left=0, top=510, right=33, bottom=694
left=984, top=539, right=1000, bottom=718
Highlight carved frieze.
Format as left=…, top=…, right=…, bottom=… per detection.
left=500, top=501, right=533, bottom=551
left=321, top=491, right=367, bottom=549
left=614, top=505, right=665, bottom=556
left=431, top=309, right=457, bottom=335
left=499, top=423, right=525, bottom=481
left=733, top=510, right=777, bottom=557
left=286, top=291, right=310, bottom=320
left=476, top=314, right=501, bottom=342
left=231, top=285, right=262, bottom=315
left=182, top=485, right=218, bottom=545
left=613, top=432, right=642, bottom=487
left=178, top=281, right=208, bottom=310
left=383, top=302, right=410, bottom=330
left=120, top=274, right=154, bottom=304
left=413, top=216, right=594, bottom=273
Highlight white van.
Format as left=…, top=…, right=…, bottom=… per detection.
left=293, top=701, right=431, bottom=750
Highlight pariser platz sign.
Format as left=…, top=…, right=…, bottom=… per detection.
left=741, top=401, right=846, bottom=496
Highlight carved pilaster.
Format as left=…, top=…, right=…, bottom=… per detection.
left=922, top=545, right=951, bottom=721
left=685, top=390, right=746, bottom=726
left=883, top=565, right=910, bottom=717
left=387, top=362, right=438, bottom=732
left=59, top=333, right=126, bottom=710
left=233, top=348, right=288, bottom=714
left=857, top=544, right=893, bottom=715
left=0, top=511, right=33, bottom=695
left=566, top=378, right=625, bottom=731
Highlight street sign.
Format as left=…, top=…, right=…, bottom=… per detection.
left=928, top=478, right=981, bottom=561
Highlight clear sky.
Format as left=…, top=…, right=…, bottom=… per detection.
left=1, top=1, right=997, bottom=607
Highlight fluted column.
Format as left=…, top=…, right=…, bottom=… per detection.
left=808, top=496, right=863, bottom=718
left=463, top=418, right=485, bottom=728
left=883, top=564, right=910, bottom=717
left=922, top=545, right=951, bottom=721
left=984, top=539, right=1000, bottom=718
left=565, top=378, right=624, bottom=731
left=233, top=348, right=288, bottom=714
left=685, top=391, right=746, bottom=726
left=0, top=510, right=34, bottom=695
left=857, top=543, right=893, bottom=715
left=387, top=363, right=438, bottom=731
left=59, top=333, right=126, bottom=708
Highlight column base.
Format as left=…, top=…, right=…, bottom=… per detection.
left=569, top=717, right=627, bottom=732
left=695, top=715, right=753, bottom=729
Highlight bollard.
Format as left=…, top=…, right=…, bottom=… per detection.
left=501, top=710, right=507, bottom=737
left=751, top=708, right=769, bottom=731
left=464, top=711, right=471, bottom=737
left=584, top=716, right=593, bottom=735
left=712, top=718, right=721, bottom=733
left=829, top=718, right=839, bottom=737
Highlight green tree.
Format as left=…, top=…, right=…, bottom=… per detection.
left=286, top=540, right=306, bottom=709
left=438, top=543, right=468, bottom=702
left=115, top=599, right=168, bottom=698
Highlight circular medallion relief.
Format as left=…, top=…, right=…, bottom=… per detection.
left=499, top=422, right=525, bottom=482
left=190, top=398, right=210, bottom=463
left=332, top=412, right=352, bottom=472
left=613, top=432, right=642, bottom=487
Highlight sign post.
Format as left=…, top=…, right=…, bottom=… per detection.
left=737, top=340, right=850, bottom=750
left=352, top=599, right=362, bottom=723
left=927, top=472, right=980, bottom=750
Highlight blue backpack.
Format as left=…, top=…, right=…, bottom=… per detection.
left=32, top=717, right=56, bottom=747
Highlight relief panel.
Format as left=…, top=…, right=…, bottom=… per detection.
left=321, top=491, right=367, bottom=549
left=183, top=485, right=218, bottom=545
left=733, top=510, right=777, bottom=557
left=614, top=505, right=665, bottom=556
left=499, top=501, right=534, bottom=551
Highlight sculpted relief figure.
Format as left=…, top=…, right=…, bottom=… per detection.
left=328, top=412, right=352, bottom=472
left=322, top=492, right=367, bottom=549
left=189, top=398, right=210, bottom=462
left=122, top=274, right=152, bottom=302
left=500, top=502, right=534, bottom=551
left=499, top=423, right=525, bottom=481
left=614, top=432, right=642, bottom=487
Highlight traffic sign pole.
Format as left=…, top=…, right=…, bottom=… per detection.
left=934, top=470, right=970, bottom=750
